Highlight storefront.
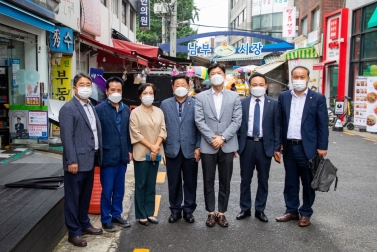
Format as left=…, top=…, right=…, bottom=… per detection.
left=0, top=0, right=54, bottom=147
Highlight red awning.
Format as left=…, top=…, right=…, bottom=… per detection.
left=79, top=34, right=136, bottom=62
left=313, top=60, right=337, bottom=70
left=113, top=39, right=159, bottom=58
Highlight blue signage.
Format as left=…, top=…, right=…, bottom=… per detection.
left=49, top=25, right=74, bottom=54
left=187, top=42, right=264, bottom=56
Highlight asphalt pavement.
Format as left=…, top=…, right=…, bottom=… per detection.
left=118, top=130, right=377, bottom=252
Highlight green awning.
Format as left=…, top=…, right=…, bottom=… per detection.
left=285, top=46, right=319, bottom=60
left=367, top=7, right=377, bottom=29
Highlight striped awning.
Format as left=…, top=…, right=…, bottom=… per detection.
left=285, top=47, right=319, bottom=60
left=215, top=52, right=271, bottom=62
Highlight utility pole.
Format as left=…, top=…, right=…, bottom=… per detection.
left=162, top=15, right=166, bottom=44
left=169, top=0, right=177, bottom=57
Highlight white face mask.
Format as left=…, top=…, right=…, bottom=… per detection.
left=141, top=95, right=154, bottom=106
left=210, top=74, right=225, bottom=86
left=250, top=86, right=266, bottom=97
left=292, top=80, right=308, bottom=92
left=77, top=87, right=92, bottom=99
left=108, top=93, right=122, bottom=103
left=174, top=87, right=189, bottom=97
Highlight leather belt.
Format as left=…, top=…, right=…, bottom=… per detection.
left=247, top=136, right=263, bottom=142
left=287, top=139, right=302, bottom=144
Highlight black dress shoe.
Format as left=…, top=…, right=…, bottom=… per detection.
left=236, top=210, right=251, bottom=220
left=102, top=222, right=116, bottom=232
left=183, top=213, right=195, bottom=223
left=168, top=213, right=182, bottom=223
left=82, top=226, right=103, bottom=235
left=138, top=220, right=149, bottom=226
left=255, top=211, right=268, bottom=222
left=147, top=217, right=159, bottom=224
left=112, top=217, right=131, bottom=228
left=68, top=235, right=87, bottom=247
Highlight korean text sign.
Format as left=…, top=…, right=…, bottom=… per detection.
left=283, top=7, right=296, bottom=38
left=51, top=56, right=72, bottom=101
left=50, top=25, right=74, bottom=54
left=139, top=0, right=150, bottom=30
left=28, top=111, right=48, bottom=140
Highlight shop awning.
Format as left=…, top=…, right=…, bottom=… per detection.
left=313, top=60, right=337, bottom=70
left=113, top=39, right=160, bottom=58
left=215, top=52, right=271, bottom=62
left=367, top=7, right=377, bottom=29
left=79, top=34, right=137, bottom=62
left=285, top=46, right=319, bottom=60
left=254, top=61, right=285, bottom=75
left=0, top=0, right=55, bottom=32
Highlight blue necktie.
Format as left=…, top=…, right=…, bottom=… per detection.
left=253, top=99, right=260, bottom=138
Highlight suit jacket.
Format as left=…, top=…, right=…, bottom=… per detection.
left=59, top=97, right=102, bottom=172
left=238, top=95, right=281, bottom=157
left=95, top=99, right=132, bottom=167
left=194, top=88, right=242, bottom=154
left=160, top=96, right=200, bottom=159
left=278, top=88, right=329, bottom=159
left=15, top=123, right=24, bottom=132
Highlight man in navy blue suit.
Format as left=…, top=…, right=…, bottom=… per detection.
left=160, top=74, right=201, bottom=224
left=236, top=73, right=281, bottom=223
left=95, top=76, right=133, bottom=232
left=276, top=66, right=329, bottom=227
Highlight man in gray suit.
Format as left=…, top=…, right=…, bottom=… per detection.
left=59, top=73, right=103, bottom=247
left=160, top=74, right=201, bottom=224
left=195, top=63, right=242, bottom=227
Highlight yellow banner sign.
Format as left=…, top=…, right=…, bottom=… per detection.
left=51, top=56, right=72, bottom=101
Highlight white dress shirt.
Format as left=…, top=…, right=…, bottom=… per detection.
left=287, top=88, right=308, bottom=140
left=75, top=96, right=99, bottom=150
left=247, top=95, right=265, bottom=137
left=212, top=87, right=224, bottom=119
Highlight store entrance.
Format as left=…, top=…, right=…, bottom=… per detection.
left=327, top=66, right=339, bottom=103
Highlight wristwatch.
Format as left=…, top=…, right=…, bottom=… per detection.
left=221, top=135, right=226, bottom=142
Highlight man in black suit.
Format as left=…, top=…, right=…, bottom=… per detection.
left=15, top=117, right=24, bottom=133
left=236, top=73, right=281, bottom=223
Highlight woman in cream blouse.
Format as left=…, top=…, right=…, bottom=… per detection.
left=130, top=83, right=167, bottom=226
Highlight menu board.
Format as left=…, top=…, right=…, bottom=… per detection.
left=354, top=77, right=368, bottom=127
left=366, top=77, right=377, bottom=132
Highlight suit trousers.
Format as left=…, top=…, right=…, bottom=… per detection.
left=201, top=149, right=234, bottom=213
left=283, top=142, right=315, bottom=217
left=100, top=161, right=127, bottom=224
left=64, top=169, right=94, bottom=237
left=239, top=139, right=272, bottom=212
left=134, top=160, right=159, bottom=219
left=166, top=148, right=198, bottom=214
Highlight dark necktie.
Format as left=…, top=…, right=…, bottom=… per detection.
left=253, top=99, right=260, bottom=138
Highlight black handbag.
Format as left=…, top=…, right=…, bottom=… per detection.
left=308, top=154, right=321, bottom=180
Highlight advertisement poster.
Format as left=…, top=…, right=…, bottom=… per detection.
left=9, top=110, right=29, bottom=139
left=354, top=77, right=368, bottom=127
left=12, top=59, right=20, bottom=88
left=25, top=84, right=41, bottom=106
left=28, top=111, right=48, bottom=140
left=366, top=77, right=377, bottom=132
left=51, top=56, right=72, bottom=101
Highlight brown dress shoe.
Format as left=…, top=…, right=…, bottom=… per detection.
left=275, top=213, right=300, bottom=222
left=68, top=235, right=87, bottom=247
left=217, top=214, right=229, bottom=227
left=298, top=216, right=311, bottom=227
left=206, top=213, right=217, bottom=227
left=82, top=226, right=103, bottom=235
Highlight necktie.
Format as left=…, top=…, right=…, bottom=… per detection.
left=85, top=104, right=93, bottom=124
left=253, top=99, right=260, bottom=138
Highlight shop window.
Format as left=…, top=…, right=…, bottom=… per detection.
left=301, top=16, right=308, bottom=36
left=362, top=31, right=377, bottom=59
left=122, top=1, right=126, bottom=25
left=361, top=61, right=377, bottom=76
left=261, top=14, right=272, bottom=30
left=252, top=16, right=261, bottom=30
left=363, top=2, right=377, bottom=31
left=130, top=10, right=134, bottom=31
left=352, top=35, right=360, bottom=60
left=353, top=9, right=361, bottom=34
left=272, top=12, right=283, bottom=30
left=112, top=0, right=118, bottom=17
left=311, top=7, right=320, bottom=31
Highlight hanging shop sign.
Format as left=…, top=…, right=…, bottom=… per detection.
left=282, top=6, right=296, bottom=38
left=139, top=0, right=150, bottom=30
left=50, top=25, right=74, bottom=54
left=325, top=15, right=341, bottom=61
left=51, top=56, right=72, bottom=101
left=80, top=0, right=101, bottom=36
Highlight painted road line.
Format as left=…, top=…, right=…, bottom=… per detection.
left=133, top=249, right=150, bottom=252
left=343, top=132, right=355, bottom=136
left=156, top=172, right=166, bottom=183
left=154, top=195, right=161, bottom=216
left=363, top=138, right=377, bottom=142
